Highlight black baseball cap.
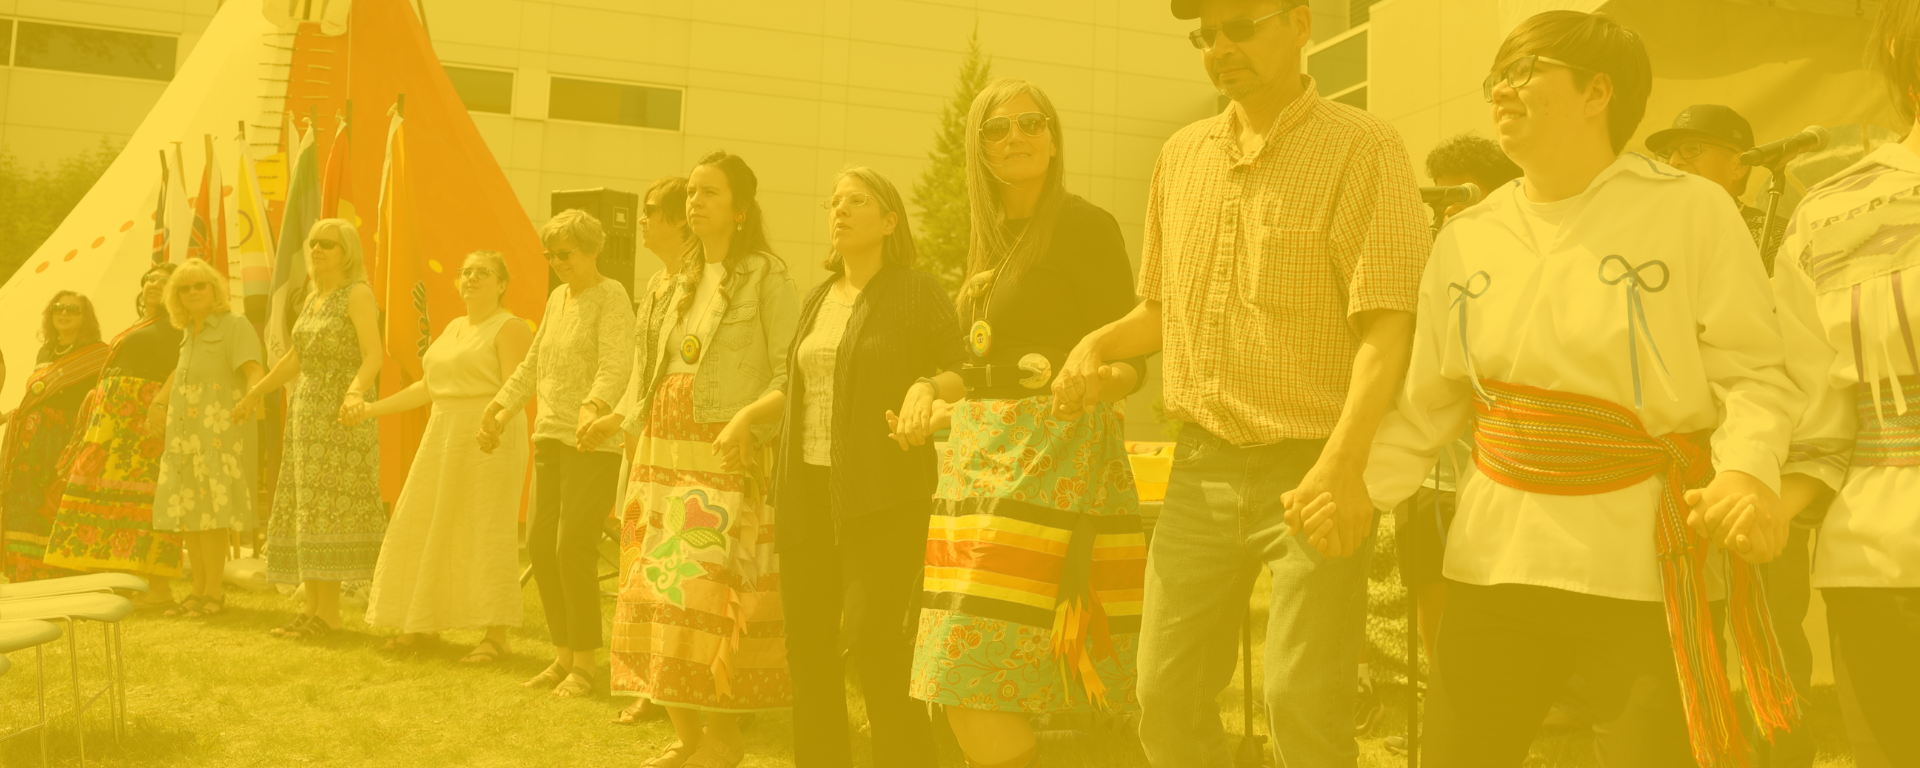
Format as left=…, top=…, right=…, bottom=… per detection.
left=1644, top=104, right=1756, bottom=155
left=1171, top=0, right=1304, bottom=20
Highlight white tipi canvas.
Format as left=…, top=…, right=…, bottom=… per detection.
left=0, top=2, right=280, bottom=408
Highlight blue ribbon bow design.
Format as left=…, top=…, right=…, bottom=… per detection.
left=1448, top=270, right=1494, bottom=404
left=1598, top=255, right=1674, bottom=410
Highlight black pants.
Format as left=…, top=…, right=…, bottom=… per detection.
left=1823, top=587, right=1920, bottom=767
left=781, top=464, right=933, bottom=768
left=529, top=439, right=620, bottom=651
left=1426, top=582, right=1694, bottom=768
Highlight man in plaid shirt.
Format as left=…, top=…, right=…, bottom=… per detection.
left=1051, top=0, right=1429, bottom=764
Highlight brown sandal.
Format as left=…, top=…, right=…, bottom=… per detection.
left=640, top=741, right=699, bottom=768
left=612, top=697, right=653, bottom=725
left=681, top=737, right=744, bottom=768
left=521, top=661, right=568, bottom=690
left=459, top=638, right=509, bottom=665
left=552, top=667, right=597, bottom=699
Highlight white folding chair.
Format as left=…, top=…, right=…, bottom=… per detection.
left=0, top=619, right=64, bottom=767
left=0, top=594, right=134, bottom=766
left=0, top=573, right=148, bottom=602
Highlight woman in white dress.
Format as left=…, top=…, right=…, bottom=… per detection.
left=346, top=250, right=534, bottom=663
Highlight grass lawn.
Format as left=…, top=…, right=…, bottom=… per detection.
left=0, top=535, right=1863, bottom=767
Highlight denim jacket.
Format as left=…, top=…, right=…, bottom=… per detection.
left=616, top=251, right=799, bottom=444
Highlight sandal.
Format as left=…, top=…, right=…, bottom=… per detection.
left=458, top=638, right=509, bottom=665
left=521, top=661, right=569, bottom=690
left=612, top=697, right=654, bottom=725
left=164, top=596, right=204, bottom=618
left=681, top=737, right=745, bottom=768
left=553, top=667, right=597, bottom=699
left=269, top=615, right=314, bottom=638
left=185, top=595, right=225, bottom=619
left=284, top=617, right=336, bottom=641
left=641, top=741, right=699, bottom=768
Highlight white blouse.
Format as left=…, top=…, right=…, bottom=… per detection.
left=1366, top=153, right=1801, bottom=602
left=1775, top=142, right=1920, bottom=589
left=797, top=291, right=856, bottom=466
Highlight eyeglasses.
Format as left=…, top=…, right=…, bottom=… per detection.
left=142, top=272, right=171, bottom=285
left=820, top=193, right=875, bottom=211
left=980, top=112, right=1050, bottom=143
left=175, top=281, right=213, bottom=294
left=1658, top=139, right=1737, bottom=163
left=310, top=238, right=341, bottom=251
left=458, top=266, right=495, bottom=280
left=1482, top=54, right=1593, bottom=102
left=1187, top=7, right=1289, bottom=50
left=51, top=304, right=84, bottom=316
left=542, top=249, right=578, bottom=262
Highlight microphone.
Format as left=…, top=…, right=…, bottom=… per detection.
left=1421, top=183, right=1482, bottom=208
left=1740, top=125, right=1831, bottom=167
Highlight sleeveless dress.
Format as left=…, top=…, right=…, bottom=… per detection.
left=44, top=316, right=186, bottom=576
left=266, top=283, right=385, bottom=584
left=365, top=311, right=529, bottom=632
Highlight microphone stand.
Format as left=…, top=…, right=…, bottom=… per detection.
left=1758, top=161, right=1788, bottom=261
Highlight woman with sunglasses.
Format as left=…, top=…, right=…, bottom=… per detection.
left=42, top=262, right=185, bottom=609
left=481, top=209, right=634, bottom=699
left=905, top=79, right=1147, bottom=768
left=239, top=219, right=388, bottom=639
left=763, top=167, right=964, bottom=768
left=0, top=291, right=109, bottom=581
left=347, top=250, right=533, bottom=663
left=598, top=151, right=797, bottom=768
left=148, top=258, right=266, bottom=617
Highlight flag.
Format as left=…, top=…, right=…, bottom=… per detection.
left=234, top=123, right=277, bottom=325
left=319, top=111, right=359, bottom=228
left=377, top=105, right=425, bottom=380
left=166, top=144, right=192, bottom=264
left=189, top=138, right=214, bottom=268
left=151, top=151, right=169, bottom=265
left=203, top=134, right=230, bottom=278
left=268, top=119, right=320, bottom=364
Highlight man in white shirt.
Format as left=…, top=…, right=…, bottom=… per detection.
left=1362, top=11, right=1804, bottom=767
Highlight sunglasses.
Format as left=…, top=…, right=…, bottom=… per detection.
left=310, top=238, right=341, bottom=251
left=458, top=266, right=495, bottom=280
left=1659, top=139, right=1737, bottom=163
left=820, top=193, right=875, bottom=211
left=543, top=249, right=579, bottom=261
left=175, top=281, right=213, bottom=294
left=980, top=112, right=1050, bottom=143
left=1187, top=7, right=1289, bottom=50
left=51, top=303, right=85, bottom=316
left=142, top=271, right=171, bottom=285
left=1482, top=54, right=1593, bottom=102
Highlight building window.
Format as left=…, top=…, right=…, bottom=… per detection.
left=14, top=20, right=176, bottom=81
left=1308, top=28, right=1366, bottom=111
left=0, top=20, right=12, bottom=65
left=444, top=65, right=513, bottom=114
left=1350, top=0, right=1384, bottom=26
left=549, top=77, right=682, bottom=131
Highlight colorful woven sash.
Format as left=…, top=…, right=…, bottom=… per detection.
left=1854, top=374, right=1920, bottom=466
left=1472, top=379, right=1800, bottom=768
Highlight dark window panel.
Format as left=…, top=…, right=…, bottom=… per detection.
left=15, top=21, right=175, bottom=81
left=1333, top=86, right=1367, bottom=111
left=1309, top=30, right=1366, bottom=97
left=549, top=76, right=681, bottom=131
left=444, top=65, right=514, bottom=114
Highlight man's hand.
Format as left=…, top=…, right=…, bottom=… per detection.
left=1053, top=334, right=1109, bottom=419
left=1281, top=456, right=1372, bottom=558
left=578, top=412, right=624, bottom=453
left=1684, top=469, right=1785, bottom=563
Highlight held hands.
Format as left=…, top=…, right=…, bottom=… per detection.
left=339, top=394, right=372, bottom=426
left=1279, top=456, right=1373, bottom=558
left=232, top=390, right=263, bottom=423
left=476, top=408, right=505, bottom=454
left=712, top=413, right=755, bottom=473
left=1684, top=469, right=1787, bottom=564
left=578, top=412, right=624, bottom=453
left=887, top=398, right=954, bottom=451
left=887, top=381, right=939, bottom=450
left=1053, top=337, right=1111, bottom=419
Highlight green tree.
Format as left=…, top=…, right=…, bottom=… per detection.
left=912, top=30, right=992, bottom=295
left=0, top=140, right=120, bottom=283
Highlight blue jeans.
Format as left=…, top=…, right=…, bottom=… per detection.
left=1136, top=428, right=1375, bottom=768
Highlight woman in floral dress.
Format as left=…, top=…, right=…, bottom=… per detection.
left=239, top=219, right=386, bottom=639
left=0, top=291, right=109, bottom=582
left=150, top=258, right=265, bottom=618
left=44, top=262, right=184, bottom=609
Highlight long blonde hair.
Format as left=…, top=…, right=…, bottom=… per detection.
left=955, top=78, right=1068, bottom=319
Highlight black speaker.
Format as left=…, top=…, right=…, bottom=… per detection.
left=549, top=187, right=640, bottom=302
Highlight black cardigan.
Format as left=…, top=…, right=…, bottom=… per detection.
left=771, top=264, right=966, bottom=550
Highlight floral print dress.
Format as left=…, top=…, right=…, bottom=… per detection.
left=153, top=312, right=263, bottom=533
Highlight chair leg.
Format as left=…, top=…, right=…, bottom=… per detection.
left=64, top=619, right=85, bottom=767
left=114, top=623, right=127, bottom=741
left=37, top=644, right=49, bottom=768
left=103, top=622, right=121, bottom=745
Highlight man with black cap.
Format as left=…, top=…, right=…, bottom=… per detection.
left=1646, top=104, right=1790, bottom=273
left=1051, top=0, right=1429, bottom=766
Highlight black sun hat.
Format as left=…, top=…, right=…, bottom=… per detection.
left=1645, top=104, right=1756, bottom=155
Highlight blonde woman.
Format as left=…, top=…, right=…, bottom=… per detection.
left=149, top=258, right=266, bottom=617
left=238, top=219, right=387, bottom=639
left=349, top=251, right=533, bottom=662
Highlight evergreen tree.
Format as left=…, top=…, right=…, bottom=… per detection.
left=0, top=141, right=119, bottom=283
left=912, top=30, right=992, bottom=295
